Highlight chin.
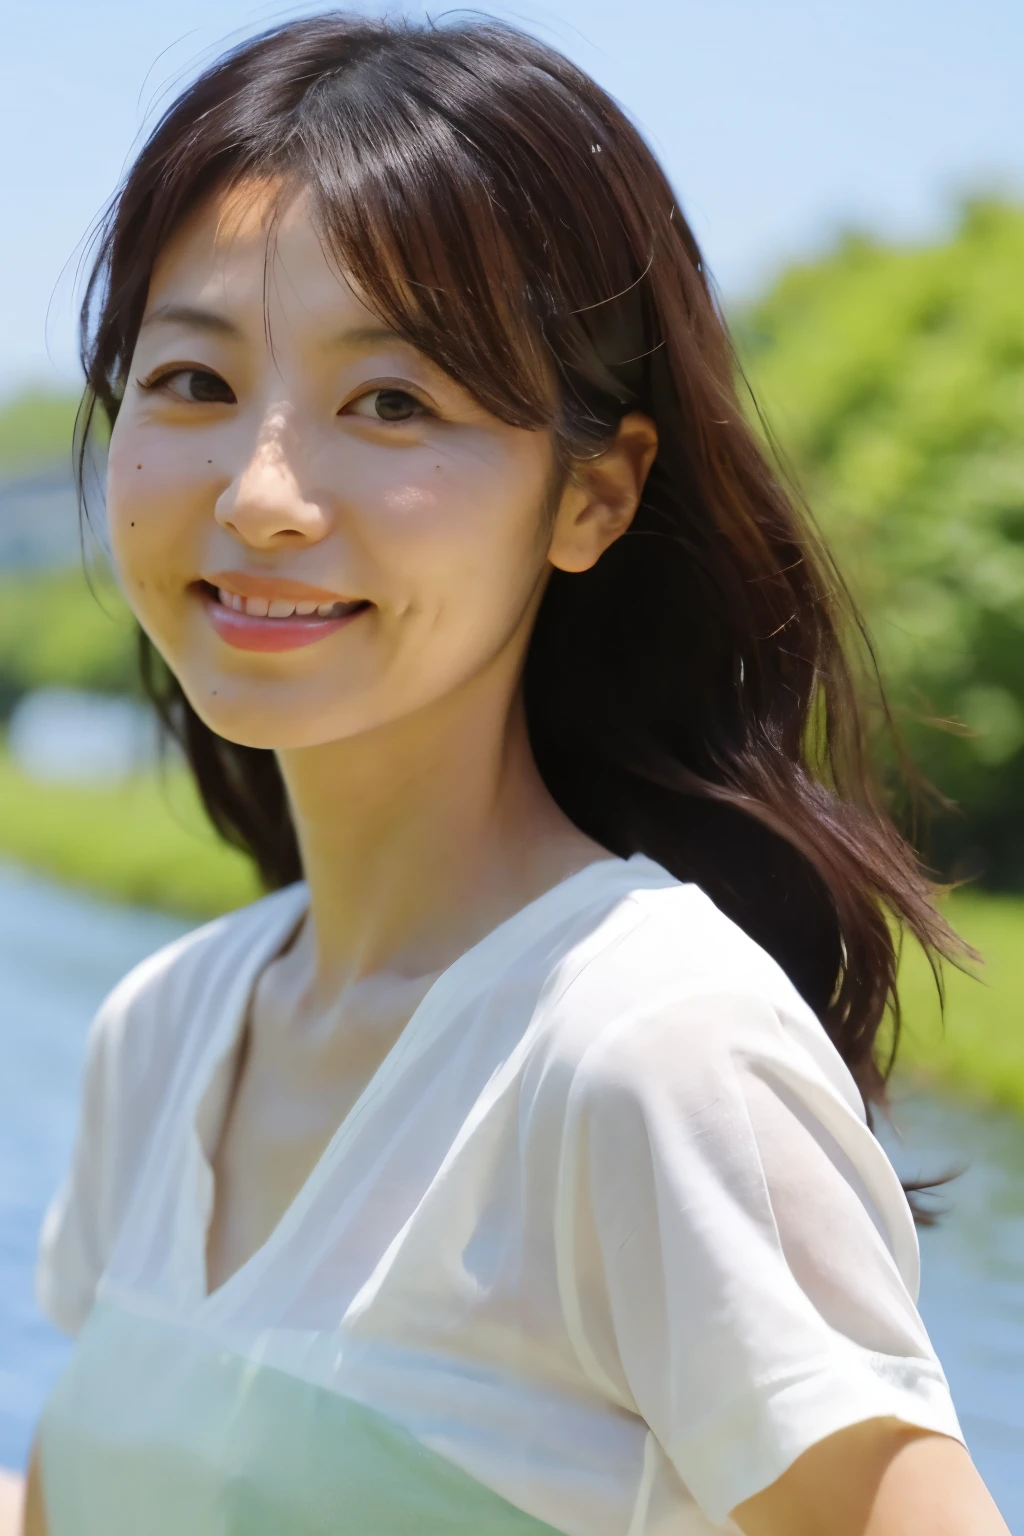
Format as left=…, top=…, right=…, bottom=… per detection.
left=177, top=677, right=373, bottom=753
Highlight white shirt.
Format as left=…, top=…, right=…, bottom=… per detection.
left=36, top=852, right=965, bottom=1535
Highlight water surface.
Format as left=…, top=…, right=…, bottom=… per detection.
left=879, top=1087, right=1023, bottom=1522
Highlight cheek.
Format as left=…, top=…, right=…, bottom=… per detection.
left=105, top=445, right=211, bottom=679
left=106, top=430, right=205, bottom=595
left=367, top=449, right=550, bottom=601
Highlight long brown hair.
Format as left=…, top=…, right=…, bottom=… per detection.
left=78, top=12, right=964, bottom=1218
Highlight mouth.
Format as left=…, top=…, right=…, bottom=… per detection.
left=196, top=581, right=372, bottom=653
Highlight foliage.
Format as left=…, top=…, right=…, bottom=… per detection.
left=738, top=200, right=1024, bottom=886
left=0, top=747, right=260, bottom=919
left=0, top=569, right=138, bottom=716
left=0, top=388, right=80, bottom=476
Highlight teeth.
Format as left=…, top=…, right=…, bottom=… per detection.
left=215, top=587, right=360, bottom=620
left=218, top=588, right=249, bottom=614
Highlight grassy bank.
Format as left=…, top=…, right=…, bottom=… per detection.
left=882, top=892, right=1024, bottom=1115
left=0, top=749, right=259, bottom=920
left=0, top=389, right=79, bottom=477
left=0, top=746, right=1020, bottom=1111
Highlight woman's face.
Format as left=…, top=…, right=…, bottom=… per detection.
left=108, top=183, right=572, bottom=751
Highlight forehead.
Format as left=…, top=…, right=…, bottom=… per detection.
left=144, top=180, right=377, bottom=333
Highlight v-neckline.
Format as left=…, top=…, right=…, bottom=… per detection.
left=189, top=852, right=641, bottom=1320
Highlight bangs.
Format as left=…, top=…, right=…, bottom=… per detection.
left=119, top=19, right=664, bottom=455
left=294, top=97, right=555, bottom=432
left=85, top=19, right=676, bottom=460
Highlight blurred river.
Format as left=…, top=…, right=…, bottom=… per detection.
left=0, top=863, right=1021, bottom=1523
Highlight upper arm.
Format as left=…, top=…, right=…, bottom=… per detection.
left=0, top=1469, right=24, bottom=1536
left=35, top=942, right=179, bottom=1334
left=35, top=1002, right=124, bottom=1336
left=731, top=1418, right=1010, bottom=1536
left=561, top=989, right=970, bottom=1530
left=34, top=918, right=215, bottom=1334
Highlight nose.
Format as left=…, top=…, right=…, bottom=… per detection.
left=215, top=404, right=331, bottom=549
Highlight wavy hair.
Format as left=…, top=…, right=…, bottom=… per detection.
left=77, top=13, right=965, bottom=1218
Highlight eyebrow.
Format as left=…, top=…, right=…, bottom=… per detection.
left=139, top=306, right=408, bottom=355
left=140, top=303, right=242, bottom=337
left=322, top=325, right=410, bottom=351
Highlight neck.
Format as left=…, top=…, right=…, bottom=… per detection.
left=275, top=659, right=604, bottom=998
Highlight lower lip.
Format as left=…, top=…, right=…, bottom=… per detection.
left=201, top=590, right=368, bottom=652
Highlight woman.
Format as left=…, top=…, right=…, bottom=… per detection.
left=24, top=13, right=1009, bottom=1535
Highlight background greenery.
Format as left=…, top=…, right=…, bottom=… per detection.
left=879, top=890, right=1024, bottom=1113
left=0, top=390, right=79, bottom=479
left=0, top=570, right=137, bottom=717
left=1, top=202, right=1023, bottom=1109
left=0, top=747, right=259, bottom=918
left=738, top=199, right=1024, bottom=887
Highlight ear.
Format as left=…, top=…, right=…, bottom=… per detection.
left=547, top=412, right=658, bottom=574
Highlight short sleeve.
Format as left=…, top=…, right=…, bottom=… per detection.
left=34, top=925, right=201, bottom=1335
left=558, top=990, right=966, bottom=1531
left=36, top=994, right=126, bottom=1335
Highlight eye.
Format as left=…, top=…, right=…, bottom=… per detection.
left=139, top=368, right=236, bottom=405
left=347, top=387, right=427, bottom=423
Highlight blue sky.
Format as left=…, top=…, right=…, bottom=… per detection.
left=2, top=0, right=1022, bottom=395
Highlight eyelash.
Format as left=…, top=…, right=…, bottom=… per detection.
left=135, top=367, right=434, bottom=422
left=136, top=367, right=235, bottom=404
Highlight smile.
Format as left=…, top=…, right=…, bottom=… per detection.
left=198, top=582, right=371, bottom=653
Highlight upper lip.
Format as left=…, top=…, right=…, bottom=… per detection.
left=202, top=571, right=361, bottom=604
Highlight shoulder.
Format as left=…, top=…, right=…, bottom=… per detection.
left=541, top=860, right=866, bottom=1124
left=36, top=883, right=308, bottom=1333
left=541, top=863, right=923, bottom=1296
left=98, top=880, right=307, bottom=1016
left=84, top=881, right=308, bottom=1100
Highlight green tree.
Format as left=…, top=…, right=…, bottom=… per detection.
left=740, top=200, right=1024, bottom=886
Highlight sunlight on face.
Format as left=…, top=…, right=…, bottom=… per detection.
left=107, top=182, right=561, bottom=749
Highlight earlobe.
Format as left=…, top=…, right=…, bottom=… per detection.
left=547, top=411, right=658, bottom=574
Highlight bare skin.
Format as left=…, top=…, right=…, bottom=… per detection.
left=0, top=1472, right=21, bottom=1536
left=733, top=1417, right=1010, bottom=1535
left=22, top=181, right=1010, bottom=1536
